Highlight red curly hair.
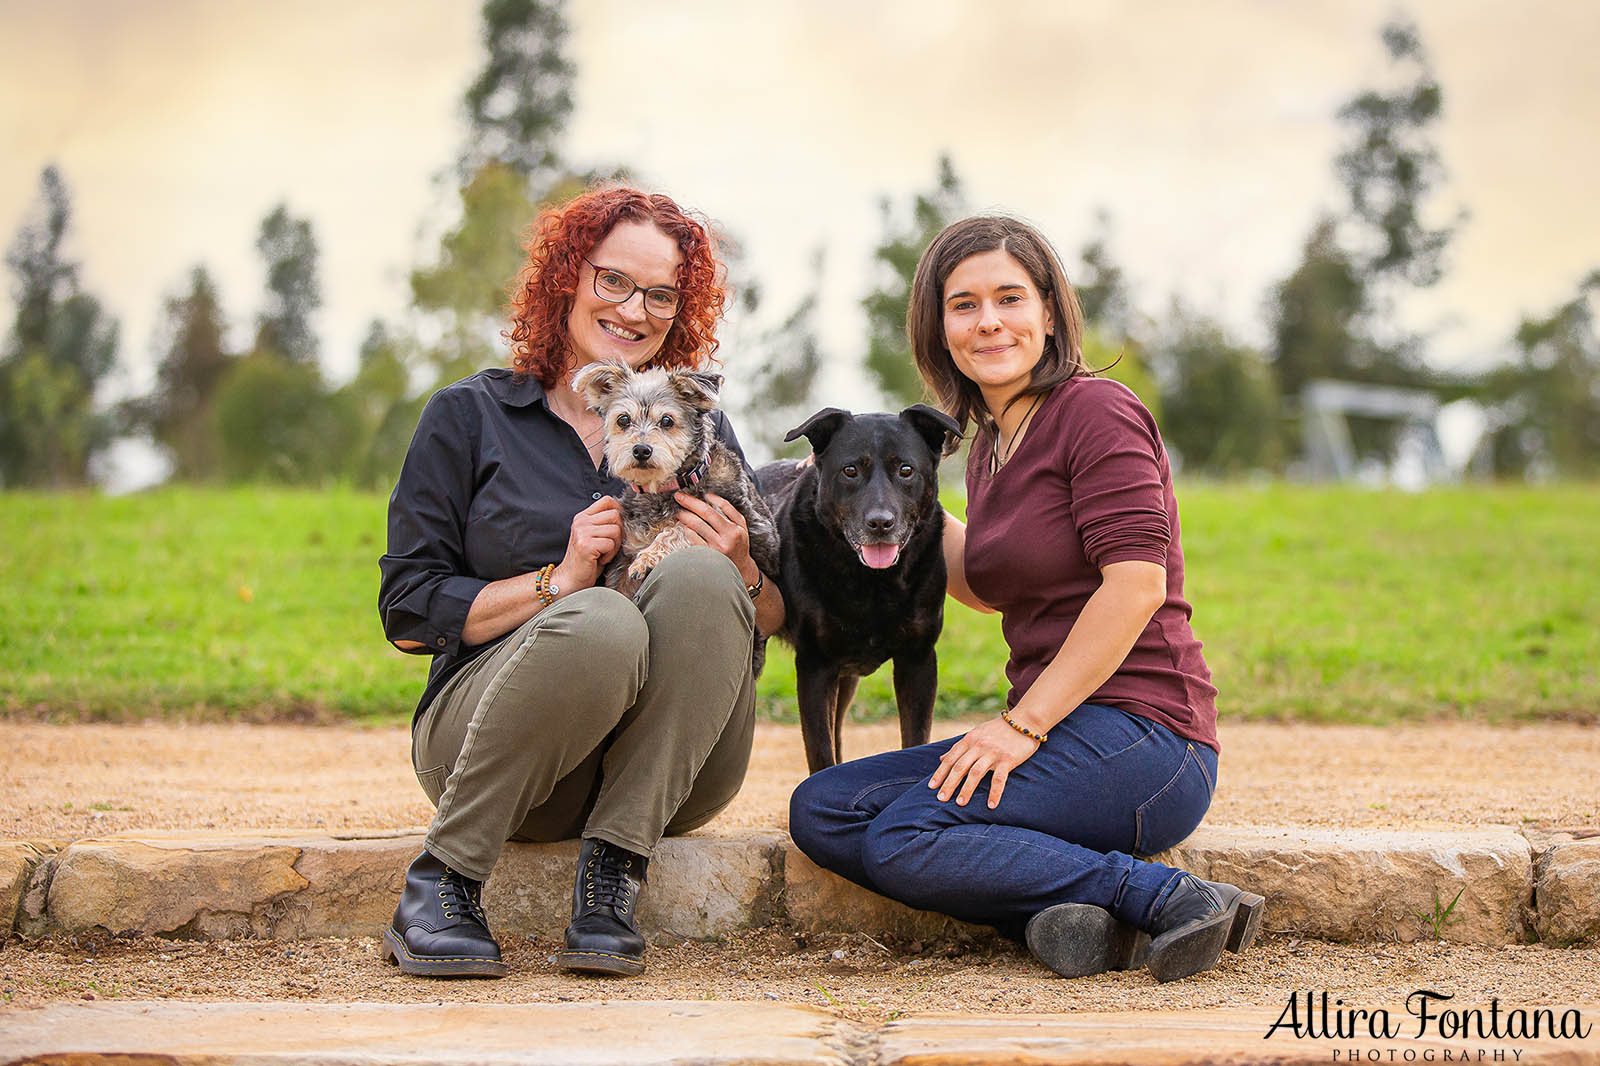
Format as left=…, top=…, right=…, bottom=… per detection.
left=506, top=186, right=726, bottom=386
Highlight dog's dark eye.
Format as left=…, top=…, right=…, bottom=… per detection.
left=616, top=413, right=631, bottom=429
left=841, top=465, right=859, bottom=479
left=898, top=463, right=915, bottom=479
left=658, top=415, right=674, bottom=429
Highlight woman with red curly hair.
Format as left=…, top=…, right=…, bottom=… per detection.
left=379, top=186, right=783, bottom=979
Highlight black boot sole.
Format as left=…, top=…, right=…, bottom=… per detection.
left=1025, top=903, right=1150, bottom=978
left=1146, top=890, right=1266, bottom=983
left=380, top=927, right=508, bottom=978
left=556, top=948, right=645, bottom=977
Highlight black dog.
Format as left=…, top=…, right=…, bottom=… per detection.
left=756, top=405, right=960, bottom=773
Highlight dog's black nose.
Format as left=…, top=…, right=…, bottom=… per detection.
left=632, top=444, right=653, bottom=463
left=865, top=510, right=896, bottom=535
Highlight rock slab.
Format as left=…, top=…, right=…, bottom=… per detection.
left=13, top=825, right=1563, bottom=946
left=4, top=1002, right=1598, bottom=1066
left=1151, top=824, right=1534, bottom=944
left=28, top=829, right=785, bottom=942
left=0, top=842, right=51, bottom=933
left=1534, top=840, right=1600, bottom=946
left=485, top=831, right=787, bottom=941
left=781, top=843, right=991, bottom=942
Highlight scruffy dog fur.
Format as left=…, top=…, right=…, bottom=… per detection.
left=756, top=405, right=960, bottom=772
left=572, top=362, right=780, bottom=673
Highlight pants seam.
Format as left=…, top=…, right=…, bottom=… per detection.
left=426, top=622, right=545, bottom=870
left=1134, top=744, right=1197, bottom=855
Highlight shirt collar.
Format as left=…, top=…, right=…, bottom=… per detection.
left=482, top=367, right=548, bottom=409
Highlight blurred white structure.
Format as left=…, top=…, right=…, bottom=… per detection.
left=1300, top=379, right=1451, bottom=486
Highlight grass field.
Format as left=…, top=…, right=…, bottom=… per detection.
left=1, top=484, right=1595, bottom=725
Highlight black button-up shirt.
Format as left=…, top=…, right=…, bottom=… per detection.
left=378, top=367, right=753, bottom=723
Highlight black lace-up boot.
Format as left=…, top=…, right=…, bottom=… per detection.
left=1143, top=874, right=1266, bottom=983
left=557, top=837, right=648, bottom=976
left=380, top=849, right=507, bottom=977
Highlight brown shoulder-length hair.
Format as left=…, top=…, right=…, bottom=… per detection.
left=506, top=186, right=726, bottom=387
left=908, top=214, right=1089, bottom=448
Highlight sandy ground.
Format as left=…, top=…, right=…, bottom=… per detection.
left=5, top=929, right=1599, bottom=1018
left=3, top=719, right=1598, bottom=842
left=3, top=719, right=1597, bottom=1013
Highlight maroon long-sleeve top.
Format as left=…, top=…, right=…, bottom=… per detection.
left=963, top=375, right=1219, bottom=752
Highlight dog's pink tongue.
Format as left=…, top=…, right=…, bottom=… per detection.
left=858, top=543, right=901, bottom=569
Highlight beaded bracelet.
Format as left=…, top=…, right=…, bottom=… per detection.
left=534, top=563, right=559, bottom=607
left=1000, top=710, right=1048, bottom=744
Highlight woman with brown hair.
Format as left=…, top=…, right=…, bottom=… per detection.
left=379, top=186, right=782, bottom=978
left=789, top=214, right=1263, bottom=983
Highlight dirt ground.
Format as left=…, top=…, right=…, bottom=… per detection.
left=4, top=719, right=1598, bottom=841
left=5, top=929, right=1599, bottom=1019
left=3, top=719, right=1598, bottom=1013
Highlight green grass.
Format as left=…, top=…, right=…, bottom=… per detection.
left=1, top=484, right=1595, bottom=725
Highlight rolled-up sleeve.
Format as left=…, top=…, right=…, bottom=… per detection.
left=378, top=391, right=489, bottom=655
left=1063, top=381, right=1170, bottom=568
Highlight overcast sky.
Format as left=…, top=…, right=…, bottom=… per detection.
left=3, top=0, right=1597, bottom=418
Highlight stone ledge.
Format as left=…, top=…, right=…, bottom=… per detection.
left=4, top=1001, right=1598, bottom=1066
left=1534, top=840, right=1600, bottom=946
left=0, top=1000, right=848, bottom=1066
left=1149, top=824, right=1536, bottom=945
left=0, top=842, right=54, bottom=933
left=4, top=824, right=1572, bottom=947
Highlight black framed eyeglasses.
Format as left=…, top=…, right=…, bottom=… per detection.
left=583, top=258, right=681, bottom=319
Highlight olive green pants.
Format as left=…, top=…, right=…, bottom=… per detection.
left=412, top=547, right=757, bottom=882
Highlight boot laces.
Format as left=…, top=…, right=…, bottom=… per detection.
left=437, top=870, right=489, bottom=928
left=584, top=844, right=640, bottom=915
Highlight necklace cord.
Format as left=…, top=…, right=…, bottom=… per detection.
left=992, top=392, right=1044, bottom=473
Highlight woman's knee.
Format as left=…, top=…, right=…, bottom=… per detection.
left=787, top=768, right=850, bottom=859
left=489, top=588, right=648, bottom=728
left=551, top=585, right=649, bottom=668
left=858, top=817, right=940, bottom=907
left=642, top=547, right=747, bottom=611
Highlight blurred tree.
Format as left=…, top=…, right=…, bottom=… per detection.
left=5, top=166, right=74, bottom=357
left=1154, top=303, right=1280, bottom=475
left=412, top=0, right=618, bottom=385
left=214, top=353, right=360, bottom=484
left=461, top=0, right=574, bottom=182
left=1481, top=271, right=1600, bottom=478
left=339, top=319, right=429, bottom=488
left=0, top=165, right=120, bottom=487
left=1335, top=18, right=1461, bottom=292
left=1262, top=17, right=1461, bottom=471
left=411, top=161, right=544, bottom=383
left=1267, top=218, right=1372, bottom=400
left=863, top=155, right=966, bottom=407
left=148, top=266, right=233, bottom=480
left=254, top=204, right=322, bottom=365
left=1075, top=209, right=1134, bottom=340
left=742, top=249, right=826, bottom=457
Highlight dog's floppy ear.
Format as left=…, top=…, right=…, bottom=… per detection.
left=784, top=407, right=852, bottom=456
left=668, top=370, right=723, bottom=410
left=571, top=361, right=629, bottom=412
left=900, top=404, right=963, bottom=459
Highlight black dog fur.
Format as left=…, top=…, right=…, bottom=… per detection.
left=756, top=405, right=960, bottom=773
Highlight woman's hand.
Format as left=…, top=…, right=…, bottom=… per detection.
left=675, top=491, right=759, bottom=585
left=553, top=495, right=623, bottom=593
left=928, top=716, right=1040, bottom=808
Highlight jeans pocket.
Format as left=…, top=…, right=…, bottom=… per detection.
left=1134, top=744, right=1215, bottom=856
left=416, top=764, right=449, bottom=806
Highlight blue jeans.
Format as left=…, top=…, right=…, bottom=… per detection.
left=788, top=703, right=1217, bottom=937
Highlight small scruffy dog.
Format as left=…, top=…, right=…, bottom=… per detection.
left=572, top=363, right=780, bottom=670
